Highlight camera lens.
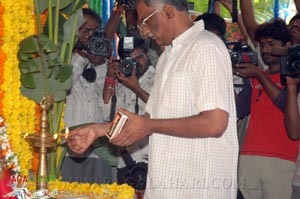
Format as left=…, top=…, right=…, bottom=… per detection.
left=95, top=41, right=104, bottom=50
left=119, top=58, right=136, bottom=77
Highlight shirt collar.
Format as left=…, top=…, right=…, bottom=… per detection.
left=171, top=20, right=205, bottom=47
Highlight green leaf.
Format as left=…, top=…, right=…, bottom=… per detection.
left=57, top=64, right=73, bottom=82
left=44, top=12, right=67, bottom=47
left=19, top=59, right=40, bottom=74
left=53, top=90, right=67, bottom=101
left=93, top=138, right=118, bottom=167
left=36, top=0, right=74, bottom=13
left=38, top=33, right=59, bottom=53
left=21, top=73, right=36, bottom=89
left=36, top=0, right=49, bottom=13
left=63, top=9, right=85, bottom=43
left=19, top=35, right=39, bottom=54
left=17, top=50, right=35, bottom=62
left=60, top=0, right=87, bottom=15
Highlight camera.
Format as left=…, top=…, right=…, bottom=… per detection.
left=119, top=37, right=138, bottom=77
left=87, top=27, right=111, bottom=57
left=226, top=41, right=258, bottom=68
left=230, top=51, right=258, bottom=67
left=117, top=150, right=148, bottom=190
left=120, top=57, right=137, bottom=77
left=280, top=44, right=300, bottom=78
left=117, top=0, right=136, bottom=10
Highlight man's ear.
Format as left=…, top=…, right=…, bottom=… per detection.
left=163, top=4, right=175, bottom=18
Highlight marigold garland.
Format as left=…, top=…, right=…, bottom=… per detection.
left=27, top=181, right=135, bottom=199
left=0, top=3, right=6, bottom=118
left=1, top=0, right=36, bottom=177
left=0, top=1, right=134, bottom=198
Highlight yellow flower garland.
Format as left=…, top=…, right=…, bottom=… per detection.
left=1, top=0, right=36, bottom=177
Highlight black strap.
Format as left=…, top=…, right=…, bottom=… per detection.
left=135, top=94, right=139, bottom=114
left=207, top=0, right=214, bottom=13
left=232, top=0, right=238, bottom=23
left=110, top=93, right=117, bottom=121
left=120, top=149, right=136, bottom=167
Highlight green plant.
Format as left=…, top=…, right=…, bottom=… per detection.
left=17, top=0, right=86, bottom=180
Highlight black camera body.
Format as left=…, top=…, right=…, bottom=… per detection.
left=119, top=37, right=139, bottom=77
left=117, top=0, right=136, bottom=10
left=119, top=57, right=137, bottom=77
left=226, top=41, right=258, bottom=68
left=230, top=51, right=258, bottom=67
left=87, top=27, right=111, bottom=57
left=280, top=44, right=300, bottom=78
left=117, top=162, right=147, bottom=190
left=117, top=150, right=148, bottom=190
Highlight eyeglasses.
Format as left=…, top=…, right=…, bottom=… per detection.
left=137, top=9, right=160, bottom=31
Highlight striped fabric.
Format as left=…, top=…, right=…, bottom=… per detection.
left=144, top=21, right=239, bottom=199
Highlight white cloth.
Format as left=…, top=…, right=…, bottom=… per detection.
left=61, top=53, right=113, bottom=184
left=104, top=66, right=156, bottom=168
left=144, top=21, right=239, bottom=199
left=64, top=53, right=109, bottom=127
left=64, top=52, right=110, bottom=158
left=292, top=93, right=300, bottom=187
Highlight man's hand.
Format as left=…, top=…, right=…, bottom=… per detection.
left=66, top=123, right=111, bottom=154
left=110, top=108, right=152, bottom=147
left=116, top=68, right=140, bottom=91
left=286, top=76, right=300, bottom=88
left=106, top=58, right=120, bottom=78
left=233, top=63, right=262, bottom=78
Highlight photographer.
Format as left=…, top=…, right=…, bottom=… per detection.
left=61, top=8, right=120, bottom=184
left=285, top=76, right=300, bottom=199
left=235, top=18, right=299, bottom=199
left=102, top=36, right=155, bottom=194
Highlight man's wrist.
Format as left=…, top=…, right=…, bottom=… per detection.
left=105, top=76, right=117, bottom=86
left=287, top=84, right=298, bottom=91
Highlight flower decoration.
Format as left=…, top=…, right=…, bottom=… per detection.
left=1, top=0, right=36, bottom=177
left=0, top=116, right=21, bottom=173
left=27, top=181, right=135, bottom=199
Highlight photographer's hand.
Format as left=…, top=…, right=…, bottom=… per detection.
left=103, top=58, right=119, bottom=104
left=117, top=67, right=140, bottom=91
left=116, top=68, right=150, bottom=103
left=234, top=63, right=262, bottom=78
left=286, top=76, right=300, bottom=87
left=107, top=58, right=120, bottom=78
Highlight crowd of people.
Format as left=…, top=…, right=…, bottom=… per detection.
left=59, top=0, right=300, bottom=198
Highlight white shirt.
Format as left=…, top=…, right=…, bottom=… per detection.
left=64, top=53, right=110, bottom=158
left=64, top=53, right=109, bottom=127
left=103, top=66, right=156, bottom=168
left=144, top=21, right=239, bottom=199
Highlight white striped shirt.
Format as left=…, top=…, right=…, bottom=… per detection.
left=64, top=53, right=109, bottom=127
left=144, top=21, right=239, bottom=199
left=64, top=53, right=110, bottom=158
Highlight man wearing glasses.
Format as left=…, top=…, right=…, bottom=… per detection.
left=66, top=0, right=238, bottom=198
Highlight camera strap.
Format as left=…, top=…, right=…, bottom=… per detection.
left=120, top=149, right=136, bottom=167
left=135, top=95, right=139, bottom=114
left=110, top=93, right=117, bottom=122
